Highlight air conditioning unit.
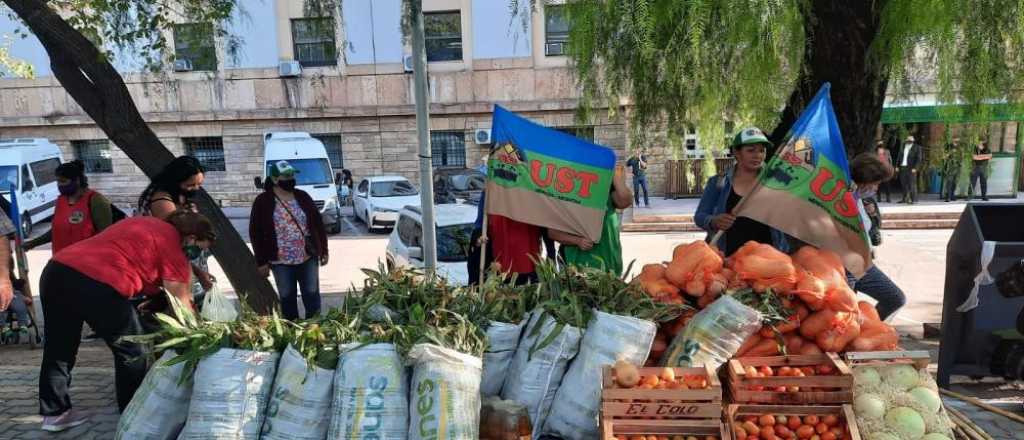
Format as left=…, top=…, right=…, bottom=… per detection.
left=173, top=59, right=193, bottom=72
left=474, top=129, right=492, bottom=145
left=403, top=55, right=415, bottom=72
left=279, top=60, right=302, bottom=77
left=545, top=42, right=566, bottom=56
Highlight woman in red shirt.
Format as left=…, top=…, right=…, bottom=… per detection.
left=36, top=211, right=215, bottom=432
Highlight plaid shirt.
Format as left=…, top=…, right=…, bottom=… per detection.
left=0, top=211, right=14, bottom=237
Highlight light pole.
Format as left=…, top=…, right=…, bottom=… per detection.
left=409, top=0, right=438, bottom=273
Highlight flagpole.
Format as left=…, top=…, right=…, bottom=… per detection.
left=477, top=186, right=490, bottom=285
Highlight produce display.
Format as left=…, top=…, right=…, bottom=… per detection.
left=736, top=363, right=840, bottom=392
left=732, top=412, right=852, bottom=440
left=638, top=241, right=901, bottom=362
left=609, top=435, right=720, bottom=440
left=849, top=362, right=955, bottom=440
left=608, top=360, right=710, bottom=390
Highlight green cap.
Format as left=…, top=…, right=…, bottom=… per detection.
left=270, top=160, right=299, bottom=178
left=730, top=127, right=772, bottom=149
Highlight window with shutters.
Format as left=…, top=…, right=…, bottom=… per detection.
left=72, top=140, right=113, bottom=173
left=424, top=11, right=462, bottom=62
left=545, top=5, right=569, bottom=56
left=173, top=23, right=217, bottom=71
left=430, top=131, right=466, bottom=168
left=183, top=137, right=226, bottom=171
left=313, top=134, right=344, bottom=169
left=291, top=18, right=337, bottom=67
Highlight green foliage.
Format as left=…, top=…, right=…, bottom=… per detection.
left=0, top=35, right=33, bottom=77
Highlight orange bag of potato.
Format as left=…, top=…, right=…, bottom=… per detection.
left=638, top=263, right=667, bottom=284
left=849, top=301, right=898, bottom=351
left=666, top=241, right=724, bottom=296
left=793, top=246, right=858, bottom=312
left=784, top=333, right=805, bottom=354
left=799, top=309, right=836, bottom=339
left=814, top=311, right=862, bottom=352
left=857, top=301, right=881, bottom=321
left=824, top=286, right=858, bottom=313
left=798, top=341, right=823, bottom=355
left=728, top=241, right=797, bottom=294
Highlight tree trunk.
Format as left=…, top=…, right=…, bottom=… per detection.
left=770, top=0, right=890, bottom=158
left=3, top=0, right=279, bottom=314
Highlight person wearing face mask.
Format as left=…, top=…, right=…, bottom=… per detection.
left=694, top=127, right=791, bottom=257
left=249, top=161, right=328, bottom=320
left=137, top=156, right=214, bottom=301
left=36, top=210, right=215, bottom=432
left=24, top=160, right=113, bottom=253
left=846, top=152, right=906, bottom=320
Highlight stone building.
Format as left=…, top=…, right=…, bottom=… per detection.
left=0, top=0, right=664, bottom=208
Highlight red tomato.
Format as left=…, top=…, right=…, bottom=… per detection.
left=821, top=433, right=836, bottom=440
left=822, top=415, right=839, bottom=427
left=829, top=427, right=844, bottom=439
left=774, top=425, right=792, bottom=438
left=803, top=416, right=820, bottom=426
left=759, top=415, right=776, bottom=426
left=760, top=426, right=777, bottom=440
left=815, top=423, right=828, bottom=435
left=787, top=417, right=802, bottom=430
left=795, top=426, right=815, bottom=439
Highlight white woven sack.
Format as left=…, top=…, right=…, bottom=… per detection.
left=259, top=345, right=335, bottom=439
left=480, top=319, right=525, bottom=396
left=327, top=343, right=409, bottom=440
left=178, top=348, right=280, bottom=440
left=115, top=351, right=192, bottom=440
left=407, top=343, right=483, bottom=440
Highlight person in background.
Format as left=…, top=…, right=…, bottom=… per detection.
left=847, top=152, right=907, bottom=320
left=694, top=127, right=790, bottom=257
left=339, top=169, right=354, bottom=206
left=0, top=278, right=31, bottom=342
left=875, top=140, right=895, bottom=203
left=489, top=212, right=542, bottom=285
left=0, top=209, right=15, bottom=312
left=943, top=137, right=963, bottom=202
left=625, top=147, right=651, bottom=207
left=250, top=160, right=328, bottom=320
left=25, top=160, right=113, bottom=253
left=37, top=211, right=215, bottom=431
left=548, top=164, right=633, bottom=275
left=969, top=141, right=992, bottom=201
left=138, top=156, right=215, bottom=301
left=896, top=135, right=923, bottom=204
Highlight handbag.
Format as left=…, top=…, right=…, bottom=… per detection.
left=274, top=195, right=318, bottom=260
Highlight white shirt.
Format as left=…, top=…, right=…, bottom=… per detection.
left=900, top=143, right=913, bottom=167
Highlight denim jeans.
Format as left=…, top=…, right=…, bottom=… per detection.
left=633, top=175, right=650, bottom=206
left=271, top=258, right=321, bottom=320
left=846, top=265, right=906, bottom=321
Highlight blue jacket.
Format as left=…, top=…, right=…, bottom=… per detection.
left=694, top=167, right=790, bottom=253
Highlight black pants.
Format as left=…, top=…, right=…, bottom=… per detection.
left=970, top=166, right=988, bottom=200
left=467, top=228, right=493, bottom=286
left=899, top=167, right=916, bottom=203
left=943, top=168, right=958, bottom=201
left=39, top=262, right=146, bottom=416
left=879, top=179, right=893, bottom=203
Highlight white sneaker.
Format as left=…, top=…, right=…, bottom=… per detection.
left=41, top=409, right=88, bottom=432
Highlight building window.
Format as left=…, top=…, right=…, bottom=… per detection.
left=72, top=140, right=113, bottom=173
left=424, top=11, right=462, bottom=62
left=184, top=137, right=226, bottom=171
left=313, top=134, right=344, bottom=169
left=431, top=131, right=466, bottom=168
left=556, top=126, right=595, bottom=142
left=174, top=23, right=217, bottom=71
left=545, top=5, right=569, bottom=56
left=291, top=18, right=337, bottom=67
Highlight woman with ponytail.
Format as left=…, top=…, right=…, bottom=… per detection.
left=25, top=160, right=114, bottom=254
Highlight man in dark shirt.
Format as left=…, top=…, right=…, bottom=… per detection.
left=969, top=141, right=992, bottom=201
left=943, top=137, right=962, bottom=202
left=625, top=148, right=650, bottom=207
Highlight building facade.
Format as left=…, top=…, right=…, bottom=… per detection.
left=0, top=0, right=660, bottom=208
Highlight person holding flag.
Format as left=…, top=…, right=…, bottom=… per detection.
left=548, top=163, right=633, bottom=275
left=694, top=127, right=791, bottom=256
left=0, top=209, right=14, bottom=311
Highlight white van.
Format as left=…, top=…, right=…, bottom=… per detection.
left=255, top=132, right=342, bottom=234
left=0, top=138, right=63, bottom=236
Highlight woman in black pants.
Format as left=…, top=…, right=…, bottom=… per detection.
left=37, top=211, right=214, bottom=432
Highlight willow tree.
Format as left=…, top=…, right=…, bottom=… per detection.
left=0, top=0, right=349, bottom=312
left=542, top=0, right=1024, bottom=157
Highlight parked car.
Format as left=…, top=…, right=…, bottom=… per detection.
left=386, top=204, right=477, bottom=285
left=254, top=132, right=342, bottom=234
left=433, top=168, right=485, bottom=205
left=353, top=175, right=421, bottom=232
left=0, top=138, right=63, bottom=237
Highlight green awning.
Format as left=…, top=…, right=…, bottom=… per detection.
left=881, top=103, right=1024, bottom=124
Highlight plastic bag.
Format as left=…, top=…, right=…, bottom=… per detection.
left=115, top=351, right=192, bottom=440
left=500, top=310, right=583, bottom=439
left=178, top=348, right=280, bottom=439
left=544, top=311, right=656, bottom=440
left=327, top=343, right=409, bottom=440
left=201, top=283, right=238, bottom=322
left=661, top=295, right=762, bottom=369
left=481, top=319, right=526, bottom=396
left=407, top=343, right=483, bottom=440
left=260, top=345, right=335, bottom=440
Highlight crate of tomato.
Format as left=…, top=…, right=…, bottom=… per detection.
left=727, top=404, right=861, bottom=440
left=727, top=354, right=854, bottom=404
left=601, top=361, right=730, bottom=440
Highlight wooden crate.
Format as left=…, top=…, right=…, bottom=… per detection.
left=600, top=417, right=730, bottom=440
left=727, top=353, right=854, bottom=404
left=726, top=404, right=862, bottom=440
left=844, top=350, right=931, bottom=370
left=601, top=365, right=724, bottom=439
